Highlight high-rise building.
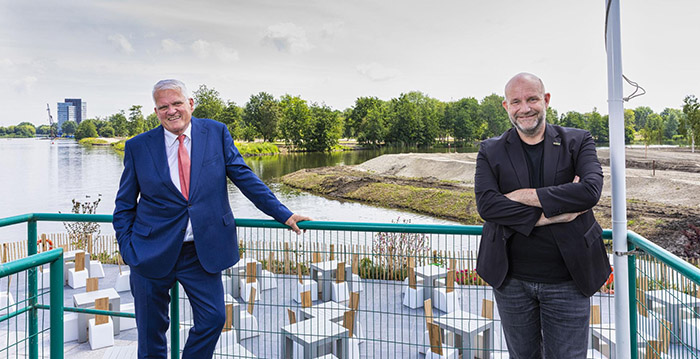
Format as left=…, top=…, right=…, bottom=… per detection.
left=57, top=102, right=75, bottom=134
left=64, top=98, right=87, bottom=123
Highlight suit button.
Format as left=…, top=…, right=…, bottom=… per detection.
left=181, top=229, right=186, bottom=233
left=187, top=204, right=192, bottom=208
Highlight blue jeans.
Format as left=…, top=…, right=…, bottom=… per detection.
left=493, top=277, right=590, bottom=359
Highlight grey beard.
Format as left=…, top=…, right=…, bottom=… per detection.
left=510, top=113, right=546, bottom=137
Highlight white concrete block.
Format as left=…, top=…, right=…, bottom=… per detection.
left=64, top=313, right=79, bottom=342
left=120, top=303, right=137, bottom=331
left=88, top=260, right=105, bottom=278
left=114, top=271, right=130, bottom=292
left=67, top=268, right=88, bottom=289
left=88, top=317, right=114, bottom=350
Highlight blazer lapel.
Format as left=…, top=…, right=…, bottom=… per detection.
left=505, top=129, right=530, bottom=188
left=542, top=124, right=561, bottom=187
left=188, top=118, right=207, bottom=199
left=145, top=126, right=183, bottom=199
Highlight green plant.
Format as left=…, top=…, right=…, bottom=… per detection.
left=61, top=195, right=102, bottom=251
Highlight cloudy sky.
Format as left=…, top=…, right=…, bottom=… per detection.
left=1, top=0, right=698, bottom=127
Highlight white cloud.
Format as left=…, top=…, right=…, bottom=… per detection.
left=262, top=23, right=313, bottom=54
left=321, top=21, right=344, bottom=38
left=108, top=33, right=135, bottom=54
left=356, top=62, right=400, bottom=81
left=191, top=40, right=239, bottom=62
left=0, top=58, right=14, bottom=67
left=12, top=76, right=38, bottom=94
left=160, top=39, right=183, bottom=53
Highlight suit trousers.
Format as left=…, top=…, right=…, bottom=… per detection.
left=130, top=241, right=225, bottom=359
left=493, top=277, right=590, bottom=359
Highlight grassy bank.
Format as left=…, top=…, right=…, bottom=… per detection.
left=235, top=142, right=279, bottom=156
left=78, top=137, right=110, bottom=146
left=281, top=167, right=482, bottom=224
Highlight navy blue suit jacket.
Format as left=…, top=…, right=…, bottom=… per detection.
left=474, top=124, right=611, bottom=297
left=113, top=117, right=293, bottom=279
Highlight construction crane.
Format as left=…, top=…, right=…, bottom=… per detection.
left=46, top=103, right=56, bottom=138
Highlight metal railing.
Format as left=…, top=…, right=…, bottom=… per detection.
left=0, top=213, right=698, bottom=358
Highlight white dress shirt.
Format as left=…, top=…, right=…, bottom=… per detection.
left=163, top=125, right=194, bottom=242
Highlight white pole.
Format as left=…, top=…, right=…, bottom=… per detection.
left=604, top=0, right=631, bottom=358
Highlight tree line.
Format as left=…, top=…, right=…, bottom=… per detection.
left=4, top=87, right=700, bottom=152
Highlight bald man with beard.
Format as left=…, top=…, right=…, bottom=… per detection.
left=474, top=73, right=610, bottom=358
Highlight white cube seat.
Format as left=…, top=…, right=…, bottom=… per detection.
left=64, top=312, right=79, bottom=342
left=260, top=269, right=277, bottom=290
left=294, top=280, right=319, bottom=303
left=114, top=271, right=130, bottom=292
left=120, top=303, right=137, bottom=331
left=331, top=281, right=350, bottom=303
left=88, top=317, right=114, bottom=350
left=432, top=287, right=458, bottom=313
left=88, top=260, right=105, bottom=278
left=67, top=268, right=88, bottom=289
left=239, top=279, right=261, bottom=302
left=402, top=286, right=424, bottom=309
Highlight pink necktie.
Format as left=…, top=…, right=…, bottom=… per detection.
left=177, top=134, right=190, bottom=200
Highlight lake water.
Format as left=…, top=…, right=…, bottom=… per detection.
left=0, top=138, right=470, bottom=245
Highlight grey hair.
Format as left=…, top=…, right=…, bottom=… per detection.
left=152, top=79, right=191, bottom=103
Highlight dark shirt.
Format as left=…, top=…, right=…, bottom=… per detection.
left=507, top=140, right=572, bottom=283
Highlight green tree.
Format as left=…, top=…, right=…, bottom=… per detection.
left=446, top=97, right=480, bottom=144
left=624, top=109, right=636, bottom=144
left=546, top=107, right=560, bottom=125
left=37, top=125, right=51, bottom=135
left=633, top=106, right=654, bottom=131
left=682, top=95, right=700, bottom=152
left=219, top=101, right=244, bottom=140
left=585, top=109, right=608, bottom=143
left=303, top=103, right=342, bottom=151
left=279, top=95, right=311, bottom=148
left=128, top=105, right=146, bottom=136
left=357, top=103, right=388, bottom=146
left=108, top=112, right=129, bottom=137
left=244, top=92, right=280, bottom=142
left=347, top=97, right=382, bottom=139
left=386, top=93, right=423, bottom=146
left=640, top=113, right=663, bottom=157
left=145, top=112, right=160, bottom=131
left=0, top=127, right=6, bottom=136
left=75, top=120, right=98, bottom=140
left=192, top=85, right=225, bottom=120
left=560, top=111, right=586, bottom=129
left=660, top=108, right=682, bottom=142
left=62, top=121, right=77, bottom=135
left=99, top=125, right=115, bottom=137
left=478, top=94, right=509, bottom=139
left=15, top=124, right=36, bottom=137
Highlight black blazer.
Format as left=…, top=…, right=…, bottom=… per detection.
left=474, top=124, right=611, bottom=297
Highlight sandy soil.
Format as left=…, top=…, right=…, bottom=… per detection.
left=352, top=147, right=700, bottom=257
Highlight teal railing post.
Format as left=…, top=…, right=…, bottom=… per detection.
left=627, top=239, right=638, bottom=359
left=50, top=249, right=64, bottom=358
left=27, top=217, right=38, bottom=359
left=171, top=283, right=180, bottom=358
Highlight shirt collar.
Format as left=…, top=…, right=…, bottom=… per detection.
left=163, top=123, right=192, bottom=146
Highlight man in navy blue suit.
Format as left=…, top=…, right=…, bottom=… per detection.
left=113, top=79, right=310, bottom=358
left=474, top=73, right=609, bottom=358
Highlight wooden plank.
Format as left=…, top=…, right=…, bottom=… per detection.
left=247, top=288, right=256, bottom=315
left=297, top=264, right=303, bottom=284
left=223, top=303, right=233, bottom=332
left=287, top=309, right=297, bottom=325
left=590, top=304, right=601, bottom=325
left=336, top=262, right=345, bottom=283
left=482, top=299, right=494, bottom=320
left=284, top=243, right=290, bottom=274
left=446, top=270, right=455, bottom=293
left=246, top=262, right=256, bottom=283
left=352, top=253, right=359, bottom=275
left=343, top=310, right=355, bottom=338
left=329, top=244, right=335, bottom=261
left=424, top=299, right=433, bottom=325
left=86, top=277, right=99, bottom=292
left=301, top=290, right=312, bottom=308
left=95, top=297, right=109, bottom=325
left=75, top=252, right=85, bottom=272
left=349, top=292, right=360, bottom=311
left=408, top=267, right=416, bottom=289
left=427, top=322, right=443, bottom=355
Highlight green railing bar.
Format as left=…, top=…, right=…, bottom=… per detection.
left=28, top=219, right=38, bottom=359
left=36, top=305, right=136, bottom=318
left=30, top=213, right=114, bottom=223
left=0, top=304, right=33, bottom=323
left=0, top=249, right=63, bottom=276
left=627, top=230, right=700, bottom=285
left=235, top=218, right=485, bottom=235
left=628, top=240, right=639, bottom=359
left=50, top=249, right=64, bottom=359
left=0, top=213, right=34, bottom=227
